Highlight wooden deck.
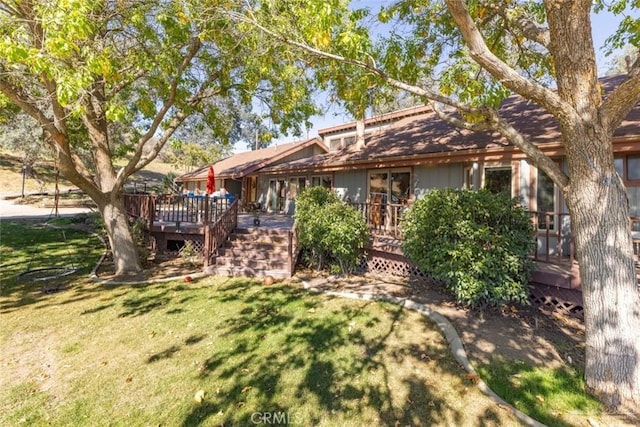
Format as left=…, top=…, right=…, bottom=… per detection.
left=125, top=195, right=639, bottom=316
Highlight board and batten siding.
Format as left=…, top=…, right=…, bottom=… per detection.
left=334, top=170, right=368, bottom=203
left=413, top=164, right=464, bottom=199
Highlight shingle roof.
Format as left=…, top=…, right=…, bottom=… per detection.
left=176, top=137, right=327, bottom=182
left=262, top=75, right=639, bottom=173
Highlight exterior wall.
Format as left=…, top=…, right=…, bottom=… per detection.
left=223, top=179, right=242, bottom=199
left=413, top=164, right=464, bottom=199
left=629, top=186, right=640, bottom=217
left=334, top=170, right=367, bottom=202
left=518, top=160, right=531, bottom=208
left=273, top=146, right=322, bottom=165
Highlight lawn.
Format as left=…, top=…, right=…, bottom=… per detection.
left=2, top=219, right=620, bottom=426
left=0, top=276, right=527, bottom=426
left=0, top=220, right=523, bottom=426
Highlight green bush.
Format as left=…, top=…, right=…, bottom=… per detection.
left=295, top=186, right=369, bottom=273
left=402, top=188, right=535, bottom=308
left=320, top=202, right=369, bottom=274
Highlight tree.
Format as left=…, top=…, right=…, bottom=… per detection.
left=0, top=112, right=49, bottom=171
left=230, top=0, right=640, bottom=411
left=0, top=0, right=318, bottom=276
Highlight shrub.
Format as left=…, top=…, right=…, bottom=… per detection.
left=402, top=188, right=535, bottom=308
left=295, top=186, right=369, bottom=273
left=320, top=201, right=369, bottom=274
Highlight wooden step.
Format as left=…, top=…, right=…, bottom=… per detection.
left=216, top=257, right=289, bottom=270
left=221, top=240, right=289, bottom=251
left=204, top=265, right=291, bottom=279
left=228, top=233, right=289, bottom=245
left=218, top=247, right=289, bottom=260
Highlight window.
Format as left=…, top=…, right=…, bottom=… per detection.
left=268, top=179, right=286, bottom=212
left=288, top=177, right=306, bottom=199
left=615, top=154, right=640, bottom=182
left=536, top=170, right=556, bottom=230
left=628, top=155, right=640, bottom=181
left=368, top=169, right=411, bottom=205
left=484, top=167, right=512, bottom=195
left=391, top=171, right=411, bottom=204
left=343, top=136, right=356, bottom=147
left=311, top=176, right=332, bottom=189
left=615, top=158, right=624, bottom=177
left=329, top=138, right=341, bottom=151
left=369, top=172, right=388, bottom=204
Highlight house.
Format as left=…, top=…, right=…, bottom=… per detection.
left=175, top=137, right=328, bottom=213
left=253, top=75, right=640, bottom=250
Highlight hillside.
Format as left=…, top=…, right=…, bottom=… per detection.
left=0, top=151, right=182, bottom=201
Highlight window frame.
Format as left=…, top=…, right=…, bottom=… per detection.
left=536, top=169, right=557, bottom=230
left=367, top=168, right=411, bottom=205
left=483, top=166, right=513, bottom=196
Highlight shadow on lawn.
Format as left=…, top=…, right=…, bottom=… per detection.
left=180, top=280, right=501, bottom=427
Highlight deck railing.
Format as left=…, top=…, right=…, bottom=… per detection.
left=347, top=202, right=408, bottom=238
left=527, top=211, right=574, bottom=263
left=347, top=201, right=577, bottom=262
left=203, top=199, right=238, bottom=266
left=124, top=193, right=234, bottom=225
left=123, top=194, right=156, bottom=223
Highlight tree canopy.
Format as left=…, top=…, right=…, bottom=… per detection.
left=223, top=0, right=640, bottom=411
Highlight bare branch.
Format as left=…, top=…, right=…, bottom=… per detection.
left=227, top=10, right=487, bottom=115
left=488, top=109, right=569, bottom=189
left=114, top=36, right=203, bottom=188
left=497, top=6, right=550, bottom=48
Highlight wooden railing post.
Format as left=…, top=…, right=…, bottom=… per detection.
left=204, top=195, right=210, bottom=226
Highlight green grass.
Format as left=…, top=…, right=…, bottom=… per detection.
left=478, top=360, right=604, bottom=427
left=0, top=220, right=621, bottom=426
left=0, top=218, right=104, bottom=295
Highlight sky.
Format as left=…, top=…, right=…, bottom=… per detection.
left=234, top=3, right=638, bottom=153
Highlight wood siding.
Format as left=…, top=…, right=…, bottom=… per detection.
left=413, top=164, right=464, bottom=199
left=335, top=170, right=368, bottom=202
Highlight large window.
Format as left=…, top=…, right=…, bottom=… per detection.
left=311, top=175, right=332, bottom=189
left=615, top=154, right=640, bottom=182
left=288, top=177, right=306, bottom=199
left=628, top=155, right=640, bottom=181
left=484, top=167, right=512, bottom=195
left=536, top=170, right=556, bottom=230
left=368, top=169, right=411, bottom=205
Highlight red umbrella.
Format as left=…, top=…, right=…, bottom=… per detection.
left=206, top=166, right=215, bottom=194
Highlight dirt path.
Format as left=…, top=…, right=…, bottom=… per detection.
left=295, top=273, right=584, bottom=370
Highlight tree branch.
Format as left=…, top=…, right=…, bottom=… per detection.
left=599, top=62, right=640, bottom=132
left=115, top=36, right=203, bottom=188
left=496, top=6, right=550, bottom=48
left=445, top=0, right=575, bottom=121
left=432, top=100, right=569, bottom=189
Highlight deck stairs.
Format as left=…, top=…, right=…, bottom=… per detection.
left=206, top=227, right=294, bottom=279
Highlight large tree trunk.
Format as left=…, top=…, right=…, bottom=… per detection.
left=564, top=130, right=640, bottom=410
left=96, top=194, right=142, bottom=276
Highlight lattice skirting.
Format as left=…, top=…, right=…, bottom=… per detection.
left=362, top=249, right=585, bottom=318
left=152, top=232, right=205, bottom=256
left=361, top=249, right=431, bottom=282
left=529, top=283, right=584, bottom=318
